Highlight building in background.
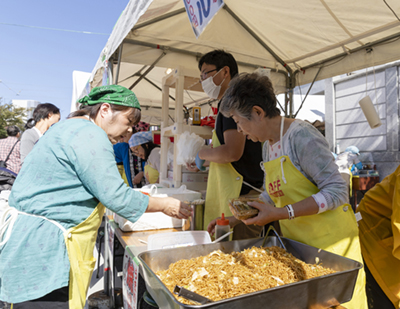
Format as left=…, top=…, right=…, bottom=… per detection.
left=325, top=61, right=400, bottom=180
left=12, top=100, right=39, bottom=121
left=292, top=60, right=400, bottom=180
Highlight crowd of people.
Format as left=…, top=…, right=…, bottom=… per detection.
left=0, top=103, right=60, bottom=175
left=0, top=49, right=398, bottom=309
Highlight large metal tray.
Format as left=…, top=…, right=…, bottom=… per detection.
left=137, top=237, right=362, bottom=309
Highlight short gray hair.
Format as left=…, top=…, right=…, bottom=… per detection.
left=220, top=72, right=280, bottom=119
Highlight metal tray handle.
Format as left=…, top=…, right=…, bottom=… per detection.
left=173, top=285, right=212, bottom=305
left=261, top=225, right=287, bottom=251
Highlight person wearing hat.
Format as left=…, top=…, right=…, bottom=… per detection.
left=356, top=165, right=400, bottom=308
left=129, top=131, right=161, bottom=184
left=0, top=85, right=191, bottom=309
left=334, top=145, right=363, bottom=203
left=113, top=125, right=148, bottom=189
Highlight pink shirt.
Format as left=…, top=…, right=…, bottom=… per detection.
left=0, top=136, right=21, bottom=174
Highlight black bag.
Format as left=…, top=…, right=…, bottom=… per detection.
left=0, top=167, right=17, bottom=191
left=0, top=140, right=19, bottom=168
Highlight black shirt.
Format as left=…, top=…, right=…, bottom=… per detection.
left=215, top=102, right=264, bottom=195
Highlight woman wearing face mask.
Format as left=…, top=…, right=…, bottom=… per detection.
left=20, top=103, right=61, bottom=163
left=188, top=50, right=264, bottom=240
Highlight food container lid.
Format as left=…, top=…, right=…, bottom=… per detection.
left=216, top=213, right=229, bottom=225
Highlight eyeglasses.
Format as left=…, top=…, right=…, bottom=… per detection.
left=131, top=146, right=140, bottom=156
left=200, top=69, right=218, bottom=81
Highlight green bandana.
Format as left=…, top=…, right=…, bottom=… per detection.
left=78, top=85, right=141, bottom=110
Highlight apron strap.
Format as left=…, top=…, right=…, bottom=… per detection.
left=18, top=211, right=67, bottom=233
left=0, top=205, right=67, bottom=247
left=280, top=157, right=287, bottom=184
left=0, top=205, right=18, bottom=246
left=280, top=116, right=285, bottom=154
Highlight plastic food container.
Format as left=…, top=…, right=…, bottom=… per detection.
left=229, top=196, right=261, bottom=220
left=147, top=231, right=211, bottom=250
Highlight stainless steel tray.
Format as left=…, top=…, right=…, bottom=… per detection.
left=137, top=237, right=362, bottom=309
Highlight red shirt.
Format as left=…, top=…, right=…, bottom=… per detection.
left=0, top=136, right=21, bottom=174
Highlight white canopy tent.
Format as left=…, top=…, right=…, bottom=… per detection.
left=105, top=62, right=216, bottom=124
left=83, top=0, right=400, bottom=122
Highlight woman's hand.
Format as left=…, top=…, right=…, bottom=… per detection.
left=147, top=196, right=191, bottom=219
left=186, top=162, right=200, bottom=172
left=207, top=215, right=240, bottom=236
left=243, top=201, right=283, bottom=226
left=133, top=172, right=144, bottom=184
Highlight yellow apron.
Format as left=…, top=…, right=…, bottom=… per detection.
left=144, top=164, right=159, bottom=184
left=357, top=165, right=400, bottom=308
left=65, top=203, right=105, bottom=309
left=7, top=203, right=105, bottom=309
left=117, top=164, right=129, bottom=185
left=261, top=118, right=367, bottom=309
left=204, top=130, right=242, bottom=230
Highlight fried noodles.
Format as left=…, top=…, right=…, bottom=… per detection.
left=156, top=246, right=336, bottom=305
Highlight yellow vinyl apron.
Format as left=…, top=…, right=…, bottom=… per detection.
left=357, top=165, right=400, bottom=308
left=144, top=164, right=159, bottom=184
left=3, top=203, right=105, bottom=309
left=117, top=164, right=129, bottom=185
left=203, top=130, right=242, bottom=229
left=261, top=117, right=367, bottom=309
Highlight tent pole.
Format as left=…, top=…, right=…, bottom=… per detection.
left=287, top=73, right=296, bottom=118
left=132, top=8, right=186, bottom=30
left=293, top=67, right=322, bottom=118
left=121, top=38, right=288, bottom=76
left=223, top=4, right=292, bottom=75
left=297, top=31, right=400, bottom=73
left=117, top=64, right=149, bottom=84
left=108, top=56, right=114, bottom=86
left=143, top=77, right=176, bottom=101
left=114, top=44, right=123, bottom=85
left=128, top=51, right=166, bottom=90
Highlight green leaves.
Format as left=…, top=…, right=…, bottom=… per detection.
left=0, top=100, right=27, bottom=138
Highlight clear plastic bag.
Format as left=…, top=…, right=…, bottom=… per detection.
left=176, top=131, right=204, bottom=166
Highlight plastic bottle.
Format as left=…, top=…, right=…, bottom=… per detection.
left=335, top=142, right=340, bottom=154
left=215, top=213, right=230, bottom=242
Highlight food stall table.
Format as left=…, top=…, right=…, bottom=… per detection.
left=106, top=216, right=350, bottom=309
left=105, top=214, right=182, bottom=308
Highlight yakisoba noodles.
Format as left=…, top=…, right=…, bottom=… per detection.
left=156, top=246, right=335, bottom=305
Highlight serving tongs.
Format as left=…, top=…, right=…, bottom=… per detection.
left=173, top=285, right=213, bottom=305
left=261, top=225, right=287, bottom=251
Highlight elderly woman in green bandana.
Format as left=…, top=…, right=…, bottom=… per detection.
left=0, top=85, right=191, bottom=309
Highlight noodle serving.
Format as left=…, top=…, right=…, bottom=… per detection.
left=156, top=246, right=336, bottom=304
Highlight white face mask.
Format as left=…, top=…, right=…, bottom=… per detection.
left=201, top=69, right=226, bottom=99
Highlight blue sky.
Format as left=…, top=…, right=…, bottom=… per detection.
left=0, top=0, right=129, bottom=119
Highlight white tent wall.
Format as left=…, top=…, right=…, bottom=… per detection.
left=324, top=60, right=400, bottom=180
left=71, top=71, right=91, bottom=113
